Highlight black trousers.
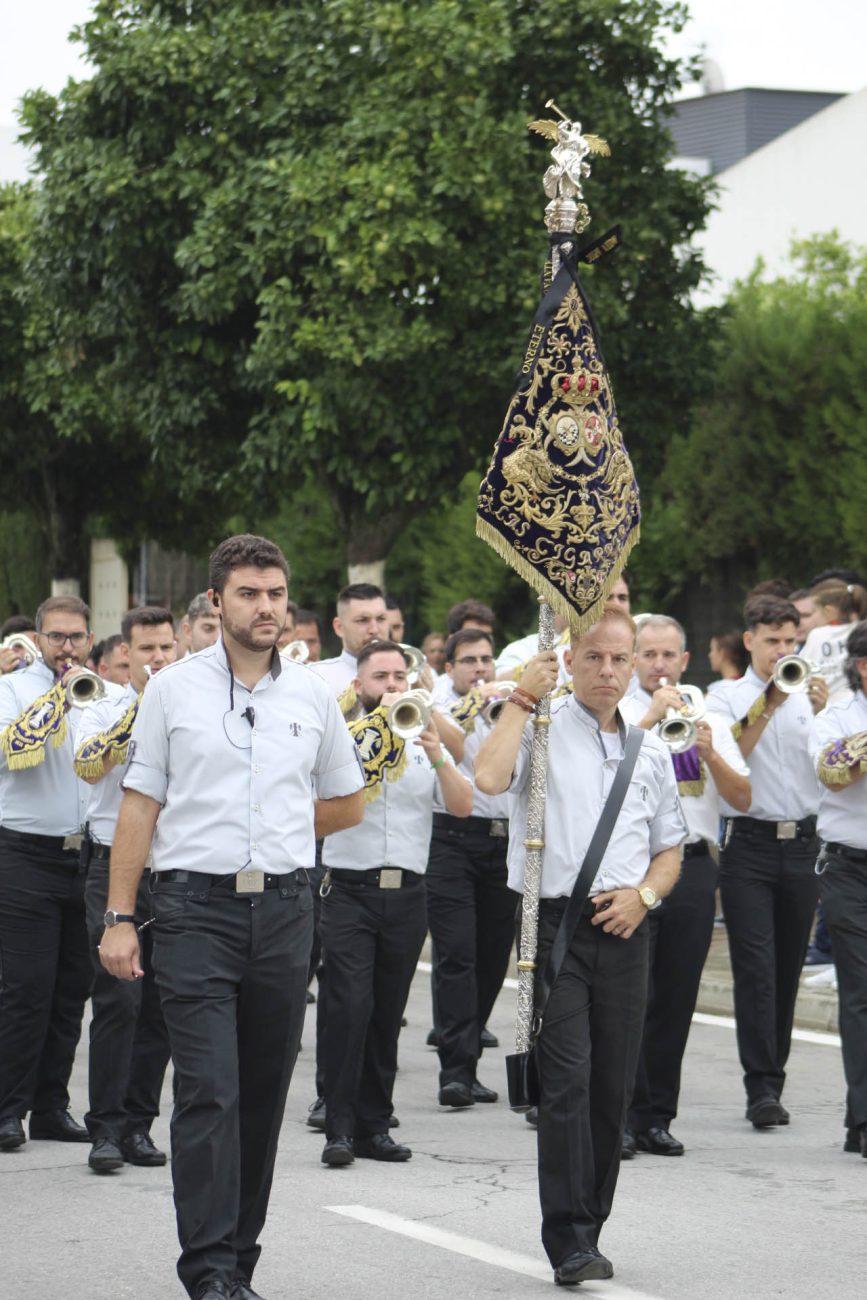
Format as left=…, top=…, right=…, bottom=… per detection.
left=720, top=827, right=819, bottom=1103
left=0, top=835, right=92, bottom=1120
left=534, top=900, right=649, bottom=1267
left=149, top=872, right=312, bottom=1298
left=84, top=861, right=171, bottom=1140
left=426, top=816, right=517, bottom=1088
left=628, top=849, right=718, bottom=1131
left=819, top=848, right=867, bottom=1129
left=320, top=872, right=427, bottom=1140
left=306, top=857, right=327, bottom=1099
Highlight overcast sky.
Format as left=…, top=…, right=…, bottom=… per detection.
left=2, top=0, right=865, bottom=178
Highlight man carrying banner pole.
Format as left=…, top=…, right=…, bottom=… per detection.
left=475, top=105, right=685, bottom=1287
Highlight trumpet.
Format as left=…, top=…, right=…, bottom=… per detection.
left=481, top=681, right=517, bottom=726
left=386, top=688, right=433, bottom=740
left=772, top=654, right=813, bottom=694
left=61, top=665, right=107, bottom=709
left=280, top=640, right=310, bottom=664
left=657, top=680, right=705, bottom=753
left=398, top=644, right=426, bottom=685
left=1, top=633, right=40, bottom=667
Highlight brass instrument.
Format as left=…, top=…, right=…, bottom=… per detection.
left=386, top=688, right=433, bottom=740
left=481, top=681, right=517, bottom=726
left=63, top=666, right=107, bottom=709
left=772, top=654, right=813, bottom=694
left=0, top=633, right=40, bottom=667
left=399, top=643, right=426, bottom=685
left=280, top=640, right=310, bottom=664
left=657, top=679, right=705, bottom=753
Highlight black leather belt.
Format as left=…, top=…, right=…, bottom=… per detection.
left=728, top=815, right=817, bottom=842
left=152, top=868, right=308, bottom=890
left=326, top=866, right=422, bottom=889
left=433, top=812, right=508, bottom=838
left=540, top=896, right=599, bottom=919
left=0, top=826, right=82, bottom=854
left=88, top=842, right=112, bottom=863
left=683, top=840, right=711, bottom=859
left=826, top=842, right=867, bottom=863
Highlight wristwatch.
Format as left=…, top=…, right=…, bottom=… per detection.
left=103, top=910, right=136, bottom=928
left=637, top=886, right=658, bottom=909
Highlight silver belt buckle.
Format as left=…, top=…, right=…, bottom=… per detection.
left=379, top=868, right=402, bottom=890
left=236, top=869, right=265, bottom=894
left=62, top=834, right=83, bottom=852
left=777, top=821, right=797, bottom=841
left=489, top=818, right=508, bottom=839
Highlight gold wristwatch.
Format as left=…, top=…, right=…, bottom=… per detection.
left=637, top=886, right=657, bottom=909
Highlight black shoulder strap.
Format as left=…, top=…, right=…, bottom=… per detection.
left=535, top=724, right=645, bottom=1023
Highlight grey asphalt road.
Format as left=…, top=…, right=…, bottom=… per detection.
left=1, top=963, right=860, bottom=1300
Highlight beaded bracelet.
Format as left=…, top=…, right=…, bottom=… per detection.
left=505, top=694, right=535, bottom=715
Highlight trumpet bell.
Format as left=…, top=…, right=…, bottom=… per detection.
left=399, top=644, right=426, bottom=685
left=772, top=654, right=812, bottom=694
left=658, top=714, right=697, bottom=753
left=481, top=682, right=517, bottom=726
left=280, top=640, right=310, bottom=664
left=65, top=668, right=107, bottom=709
left=387, top=688, right=432, bottom=740
left=1, top=633, right=40, bottom=667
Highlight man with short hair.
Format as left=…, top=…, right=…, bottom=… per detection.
left=707, top=595, right=827, bottom=1128
left=607, top=574, right=631, bottom=614
left=385, top=596, right=405, bottom=644
left=99, top=534, right=364, bottom=1300
left=94, top=633, right=131, bottom=686
left=422, top=631, right=446, bottom=676
left=446, top=599, right=496, bottom=637
left=621, top=615, right=751, bottom=1156
left=75, top=607, right=176, bottom=1174
left=312, top=583, right=389, bottom=694
left=0, top=596, right=96, bottom=1152
left=275, top=600, right=299, bottom=651
left=182, top=592, right=221, bottom=655
left=320, top=640, right=472, bottom=1167
left=294, top=610, right=322, bottom=663
left=475, top=606, right=686, bottom=1285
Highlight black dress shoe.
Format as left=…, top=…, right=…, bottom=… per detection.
left=0, top=1117, right=26, bottom=1151
left=554, top=1247, right=614, bottom=1286
left=354, top=1133, right=412, bottom=1162
left=480, top=1026, right=499, bottom=1049
left=321, top=1136, right=354, bottom=1167
left=307, top=1097, right=326, bottom=1131
left=388, top=1112, right=400, bottom=1128
left=525, top=1107, right=538, bottom=1129
left=29, top=1110, right=89, bottom=1142
left=88, top=1136, right=125, bottom=1173
left=844, top=1125, right=860, bottom=1152
left=438, top=1081, right=474, bottom=1108
left=426, top=1028, right=439, bottom=1047
left=122, top=1131, right=167, bottom=1166
left=195, top=1282, right=232, bottom=1300
left=636, top=1126, right=685, bottom=1156
left=621, top=1127, right=637, bottom=1160
left=471, top=1080, right=498, bottom=1103
left=231, top=1280, right=266, bottom=1300
left=746, top=1097, right=788, bottom=1128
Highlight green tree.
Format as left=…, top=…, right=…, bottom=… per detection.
left=635, top=234, right=867, bottom=603
left=19, top=0, right=712, bottom=585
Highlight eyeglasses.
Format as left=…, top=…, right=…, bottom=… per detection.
left=455, top=655, right=494, bottom=667
left=39, top=631, right=89, bottom=647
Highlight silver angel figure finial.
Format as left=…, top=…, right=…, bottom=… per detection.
left=528, top=99, right=610, bottom=237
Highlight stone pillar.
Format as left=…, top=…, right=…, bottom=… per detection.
left=89, top=539, right=129, bottom=640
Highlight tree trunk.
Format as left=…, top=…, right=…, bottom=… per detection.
left=347, top=559, right=386, bottom=587
left=330, top=485, right=410, bottom=589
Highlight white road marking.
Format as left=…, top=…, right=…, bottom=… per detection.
left=416, top=962, right=842, bottom=1049
left=325, top=1204, right=663, bottom=1298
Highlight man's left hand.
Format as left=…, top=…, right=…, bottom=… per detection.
left=590, top=888, right=648, bottom=939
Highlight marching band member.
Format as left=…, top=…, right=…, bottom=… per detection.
left=73, top=606, right=176, bottom=1174
left=0, top=596, right=95, bottom=1151
left=707, top=595, right=826, bottom=1129
left=812, top=619, right=867, bottom=1155
left=312, top=582, right=389, bottom=696
left=319, top=640, right=472, bottom=1167
left=621, top=615, right=750, bottom=1157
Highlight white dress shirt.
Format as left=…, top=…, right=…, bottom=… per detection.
left=621, top=687, right=749, bottom=844
left=123, top=640, right=363, bottom=876
left=507, top=694, right=687, bottom=899
left=77, top=681, right=137, bottom=844
left=431, top=673, right=459, bottom=708
left=310, top=649, right=357, bottom=694
left=813, top=690, right=867, bottom=850
left=495, top=632, right=539, bottom=673
left=323, top=742, right=450, bottom=872
left=802, top=622, right=853, bottom=706
left=705, top=665, right=819, bottom=820
left=435, top=713, right=511, bottom=820
left=0, top=658, right=89, bottom=835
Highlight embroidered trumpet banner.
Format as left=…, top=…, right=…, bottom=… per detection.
left=477, top=248, right=640, bottom=635
left=74, top=695, right=141, bottom=780
left=348, top=707, right=407, bottom=805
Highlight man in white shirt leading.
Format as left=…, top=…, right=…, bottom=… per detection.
left=319, top=640, right=472, bottom=1167
left=74, top=606, right=177, bottom=1175
left=706, top=594, right=826, bottom=1131
left=475, top=605, right=686, bottom=1287
left=621, top=615, right=751, bottom=1157
left=99, top=534, right=364, bottom=1300
left=812, top=620, right=867, bottom=1156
